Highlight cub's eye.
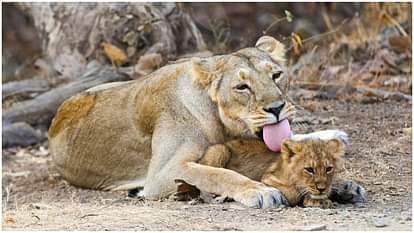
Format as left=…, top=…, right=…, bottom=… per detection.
left=235, top=84, right=250, bottom=91
left=272, top=71, right=283, bottom=81
left=326, top=167, right=334, bottom=173
left=304, top=167, right=314, bottom=174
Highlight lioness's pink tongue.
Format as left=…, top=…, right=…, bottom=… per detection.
left=263, top=119, right=292, bottom=152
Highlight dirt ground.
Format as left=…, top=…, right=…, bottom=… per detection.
left=2, top=99, right=412, bottom=231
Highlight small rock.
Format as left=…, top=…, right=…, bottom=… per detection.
left=320, top=117, right=338, bottom=125
left=327, top=210, right=338, bottom=215
left=3, top=171, right=31, bottom=177
left=295, top=224, right=327, bottom=231
left=34, top=146, right=49, bottom=157
left=402, top=127, right=411, bottom=136
left=337, top=223, right=347, bottom=228
left=188, top=198, right=201, bottom=205
left=229, top=204, right=246, bottom=210
left=372, top=218, right=388, bottom=228
left=30, top=203, right=52, bottom=209
left=274, top=207, right=284, bottom=212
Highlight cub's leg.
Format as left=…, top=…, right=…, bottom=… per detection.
left=199, top=144, right=232, bottom=167
left=330, top=180, right=367, bottom=204
left=175, top=144, right=231, bottom=201
left=143, top=125, right=287, bottom=209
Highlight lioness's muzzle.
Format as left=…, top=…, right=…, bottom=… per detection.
left=264, top=102, right=285, bottom=122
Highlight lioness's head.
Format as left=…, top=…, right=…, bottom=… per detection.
left=192, top=36, right=292, bottom=138
left=281, top=139, right=344, bottom=200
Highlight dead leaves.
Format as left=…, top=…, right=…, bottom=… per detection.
left=291, top=32, right=303, bottom=55
left=284, top=10, right=294, bottom=22
left=173, top=179, right=200, bottom=201
left=4, top=216, right=15, bottom=225
left=101, top=42, right=128, bottom=67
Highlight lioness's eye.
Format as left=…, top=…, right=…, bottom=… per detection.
left=304, top=167, right=314, bottom=174
left=272, top=71, right=283, bottom=81
left=326, top=167, right=334, bottom=173
left=235, top=84, right=250, bottom=91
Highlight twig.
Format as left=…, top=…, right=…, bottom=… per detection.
left=262, top=15, right=288, bottom=35
left=287, top=18, right=350, bottom=51
left=4, top=186, right=11, bottom=211
left=383, top=13, right=408, bottom=37
left=80, top=213, right=99, bottom=219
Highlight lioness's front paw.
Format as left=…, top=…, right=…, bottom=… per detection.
left=292, top=130, right=349, bottom=145
left=303, top=196, right=333, bottom=209
left=233, top=184, right=288, bottom=209
left=330, top=180, right=367, bottom=204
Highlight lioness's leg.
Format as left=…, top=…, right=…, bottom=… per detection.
left=292, top=129, right=349, bottom=144
left=179, top=161, right=288, bottom=208
left=144, top=126, right=287, bottom=208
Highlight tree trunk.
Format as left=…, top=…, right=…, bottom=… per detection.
left=3, top=2, right=205, bottom=147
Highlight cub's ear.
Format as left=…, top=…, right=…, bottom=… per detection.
left=255, top=36, right=286, bottom=64
left=281, top=139, right=302, bottom=162
left=326, top=138, right=345, bottom=157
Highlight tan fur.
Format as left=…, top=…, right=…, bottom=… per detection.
left=48, top=93, right=96, bottom=138
left=200, top=139, right=344, bottom=208
left=48, top=36, right=296, bottom=207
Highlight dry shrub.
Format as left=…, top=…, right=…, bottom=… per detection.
left=290, top=2, right=411, bottom=100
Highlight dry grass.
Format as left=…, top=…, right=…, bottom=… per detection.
left=289, top=3, right=411, bottom=99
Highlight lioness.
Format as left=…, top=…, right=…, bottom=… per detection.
left=49, top=36, right=354, bottom=208
left=199, top=138, right=352, bottom=208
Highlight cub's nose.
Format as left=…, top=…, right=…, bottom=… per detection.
left=316, top=183, right=327, bottom=193
left=264, top=102, right=285, bottom=120
left=317, top=187, right=326, bottom=193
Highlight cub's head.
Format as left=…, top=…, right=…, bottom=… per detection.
left=192, top=36, right=292, bottom=138
left=281, top=139, right=345, bottom=200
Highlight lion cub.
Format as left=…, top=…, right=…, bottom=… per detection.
left=199, top=138, right=344, bottom=208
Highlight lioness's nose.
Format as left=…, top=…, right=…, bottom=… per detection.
left=264, top=102, right=285, bottom=119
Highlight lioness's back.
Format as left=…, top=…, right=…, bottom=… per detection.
left=49, top=81, right=152, bottom=190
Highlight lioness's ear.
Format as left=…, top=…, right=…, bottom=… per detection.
left=191, top=57, right=225, bottom=102
left=326, top=139, right=345, bottom=157
left=281, top=139, right=302, bottom=162
left=192, top=57, right=226, bottom=88
left=255, top=36, right=286, bottom=63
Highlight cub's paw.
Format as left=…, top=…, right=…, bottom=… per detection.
left=233, top=184, right=288, bottom=209
left=330, top=180, right=367, bottom=204
left=303, top=196, right=333, bottom=209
